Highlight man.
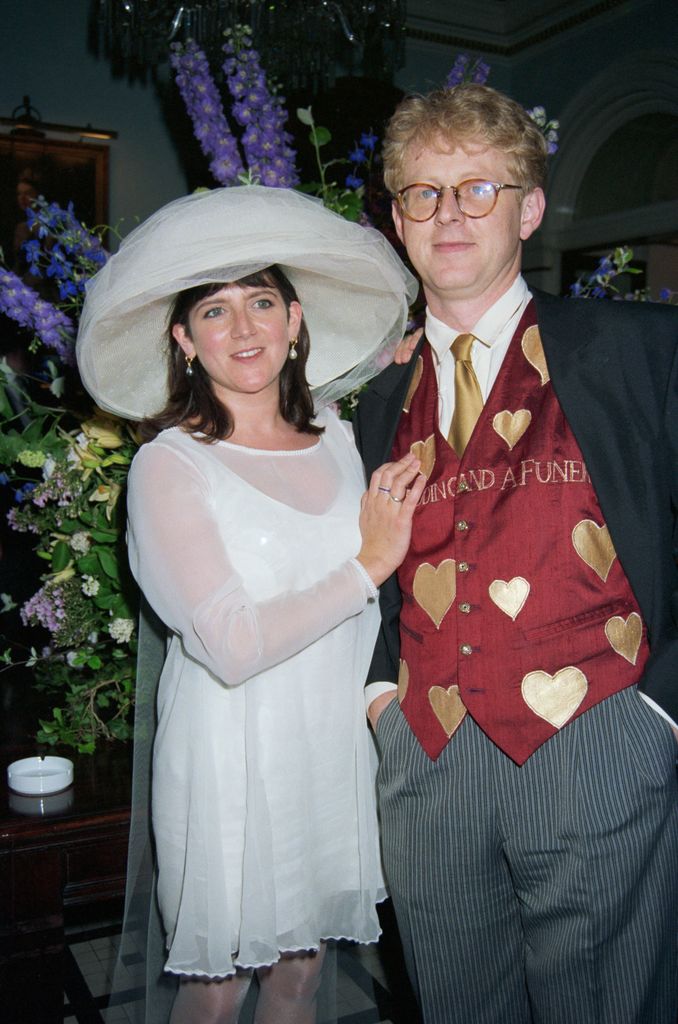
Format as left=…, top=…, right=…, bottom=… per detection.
left=354, top=83, right=678, bottom=1023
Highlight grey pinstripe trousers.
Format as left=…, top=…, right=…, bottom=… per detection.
left=375, top=686, right=678, bottom=1023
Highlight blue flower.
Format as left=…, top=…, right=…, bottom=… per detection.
left=0, top=472, right=9, bottom=486
left=348, top=146, right=367, bottom=164
left=58, top=280, right=78, bottom=300
left=659, top=288, right=671, bottom=302
left=345, top=173, right=364, bottom=190
left=23, top=239, right=42, bottom=266
left=360, top=131, right=378, bottom=151
left=14, top=482, right=37, bottom=503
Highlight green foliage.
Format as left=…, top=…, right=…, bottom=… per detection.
left=0, top=370, right=139, bottom=751
left=296, top=107, right=365, bottom=221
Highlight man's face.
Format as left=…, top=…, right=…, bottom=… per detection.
left=392, top=140, right=544, bottom=321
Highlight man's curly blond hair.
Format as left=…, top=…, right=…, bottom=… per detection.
left=383, top=83, right=548, bottom=197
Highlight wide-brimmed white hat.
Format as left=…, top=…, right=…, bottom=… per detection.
left=76, top=185, right=417, bottom=420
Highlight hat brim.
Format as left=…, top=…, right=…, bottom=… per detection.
left=76, top=186, right=417, bottom=420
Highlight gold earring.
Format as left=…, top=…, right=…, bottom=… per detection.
left=288, top=337, right=298, bottom=361
left=185, top=354, right=195, bottom=377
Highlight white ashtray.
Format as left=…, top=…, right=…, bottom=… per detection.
left=7, top=755, right=74, bottom=795
left=9, top=788, right=74, bottom=817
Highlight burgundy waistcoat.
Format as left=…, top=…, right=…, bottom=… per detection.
left=392, top=302, right=649, bottom=765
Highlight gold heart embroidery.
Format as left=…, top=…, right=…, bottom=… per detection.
left=410, top=434, right=436, bottom=480
left=521, top=325, right=550, bottom=386
left=605, top=612, right=642, bottom=665
left=397, top=659, right=409, bottom=703
left=492, top=409, right=532, bottom=450
left=489, top=577, right=530, bottom=620
left=402, top=356, right=423, bottom=414
left=572, top=520, right=617, bottom=582
left=522, top=666, right=588, bottom=729
left=429, top=684, right=467, bottom=737
left=413, top=560, right=456, bottom=628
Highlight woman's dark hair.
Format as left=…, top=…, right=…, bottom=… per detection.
left=140, top=265, right=322, bottom=444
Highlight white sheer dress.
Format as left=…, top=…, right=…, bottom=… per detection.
left=126, top=407, right=385, bottom=979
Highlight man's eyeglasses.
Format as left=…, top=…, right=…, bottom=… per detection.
left=395, top=179, right=523, bottom=222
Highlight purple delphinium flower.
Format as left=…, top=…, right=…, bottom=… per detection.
left=170, top=40, right=245, bottom=186
left=0, top=270, right=76, bottom=363
left=445, top=54, right=491, bottom=89
left=472, top=61, right=491, bottom=84
left=445, top=54, right=470, bottom=88
left=222, top=31, right=298, bottom=188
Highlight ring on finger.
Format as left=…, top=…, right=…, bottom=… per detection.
left=378, top=485, right=392, bottom=494
left=390, top=494, right=404, bottom=504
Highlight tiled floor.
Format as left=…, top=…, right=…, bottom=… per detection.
left=60, top=903, right=421, bottom=1024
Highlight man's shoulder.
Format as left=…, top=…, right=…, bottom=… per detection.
left=358, top=340, right=425, bottom=408
left=532, top=287, right=678, bottom=333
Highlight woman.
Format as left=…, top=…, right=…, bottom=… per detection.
left=76, top=186, right=421, bottom=1023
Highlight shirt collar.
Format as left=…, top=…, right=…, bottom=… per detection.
left=425, top=276, right=529, bottom=364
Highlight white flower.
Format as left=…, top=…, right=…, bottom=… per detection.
left=66, top=650, right=83, bottom=667
left=108, top=617, right=135, bottom=644
left=81, top=575, right=100, bottom=596
left=70, top=531, right=92, bottom=555
left=88, top=631, right=99, bottom=644
left=67, top=433, right=89, bottom=466
left=42, top=456, right=57, bottom=480
left=528, top=105, right=546, bottom=125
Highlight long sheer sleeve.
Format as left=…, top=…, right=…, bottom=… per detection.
left=127, top=438, right=372, bottom=687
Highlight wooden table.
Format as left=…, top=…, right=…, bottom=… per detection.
left=0, top=668, right=132, bottom=1022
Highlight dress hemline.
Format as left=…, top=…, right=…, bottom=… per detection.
left=163, top=925, right=385, bottom=980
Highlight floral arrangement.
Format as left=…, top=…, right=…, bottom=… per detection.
left=0, top=199, right=139, bottom=751
left=0, top=396, right=138, bottom=751
left=570, top=245, right=676, bottom=303
left=0, top=43, right=586, bottom=752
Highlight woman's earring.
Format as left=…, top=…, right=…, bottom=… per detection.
left=185, top=354, right=195, bottom=377
left=288, top=337, right=298, bottom=361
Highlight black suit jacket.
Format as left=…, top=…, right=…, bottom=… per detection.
left=354, top=289, right=678, bottom=722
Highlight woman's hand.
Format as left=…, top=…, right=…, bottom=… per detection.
left=356, top=453, right=425, bottom=587
left=393, top=327, right=423, bottom=365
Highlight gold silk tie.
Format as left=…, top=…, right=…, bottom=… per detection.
left=448, top=333, right=483, bottom=456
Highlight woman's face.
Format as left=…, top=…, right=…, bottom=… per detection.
left=172, top=282, right=302, bottom=407
left=16, top=181, right=37, bottom=211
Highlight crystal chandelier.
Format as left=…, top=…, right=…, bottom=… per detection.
left=90, top=0, right=407, bottom=85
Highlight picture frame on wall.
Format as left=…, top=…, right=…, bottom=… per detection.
left=0, top=134, right=109, bottom=268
